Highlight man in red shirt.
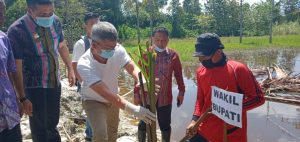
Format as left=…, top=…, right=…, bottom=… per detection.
left=186, top=33, right=265, bottom=142
left=135, top=27, right=185, bottom=142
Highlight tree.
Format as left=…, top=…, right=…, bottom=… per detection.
left=4, top=0, right=26, bottom=31
left=55, top=0, right=86, bottom=48
left=205, top=0, right=240, bottom=36
left=170, top=0, right=185, bottom=37
left=282, top=0, right=300, bottom=22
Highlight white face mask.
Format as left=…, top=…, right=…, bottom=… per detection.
left=154, top=45, right=166, bottom=52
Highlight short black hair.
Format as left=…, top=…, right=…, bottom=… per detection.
left=84, top=12, right=98, bottom=24
left=26, top=0, right=53, bottom=7
left=152, top=27, right=169, bottom=37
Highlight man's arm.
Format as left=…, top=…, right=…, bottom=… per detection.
left=90, top=81, right=155, bottom=124
left=124, top=61, right=140, bottom=83
left=59, top=40, right=75, bottom=86
left=91, top=81, right=128, bottom=109
left=236, top=65, right=265, bottom=111
left=11, top=60, right=32, bottom=116
left=72, top=40, right=85, bottom=82
left=72, top=62, right=82, bottom=82
left=173, top=53, right=185, bottom=106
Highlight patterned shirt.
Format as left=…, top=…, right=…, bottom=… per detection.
left=7, top=14, right=64, bottom=88
left=135, top=47, right=185, bottom=107
left=154, top=48, right=185, bottom=107
left=0, top=31, right=20, bottom=132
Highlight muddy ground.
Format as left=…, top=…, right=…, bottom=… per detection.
left=21, top=79, right=140, bottom=142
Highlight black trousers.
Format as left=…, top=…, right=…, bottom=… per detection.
left=186, top=133, right=208, bottom=142
left=138, top=104, right=172, bottom=132
left=0, top=124, right=22, bottom=142
left=26, top=86, right=61, bottom=142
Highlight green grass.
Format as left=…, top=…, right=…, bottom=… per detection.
left=123, top=35, right=300, bottom=62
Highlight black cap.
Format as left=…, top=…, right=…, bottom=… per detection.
left=26, top=0, right=53, bottom=5
left=193, top=33, right=224, bottom=57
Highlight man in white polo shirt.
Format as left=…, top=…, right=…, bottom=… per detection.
left=77, top=21, right=155, bottom=142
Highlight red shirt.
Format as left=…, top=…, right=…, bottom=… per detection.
left=135, top=47, right=185, bottom=107
left=154, top=48, right=185, bottom=107
left=194, top=60, right=265, bottom=142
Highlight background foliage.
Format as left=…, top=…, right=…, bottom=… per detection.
left=3, top=0, right=300, bottom=49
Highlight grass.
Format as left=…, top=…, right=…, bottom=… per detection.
left=122, top=34, right=300, bottom=62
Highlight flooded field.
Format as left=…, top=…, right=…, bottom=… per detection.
left=120, top=48, right=300, bottom=142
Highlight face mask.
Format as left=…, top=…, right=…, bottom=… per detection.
left=36, top=15, right=54, bottom=28
left=200, top=53, right=227, bottom=69
left=154, top=45, right=166, bottom=52
left=201, top=59, right=215, bottom=68
left=98, top=49, right=115, bottom=59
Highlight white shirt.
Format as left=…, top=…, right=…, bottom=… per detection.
left=77, top=44, right=131, bottom=103
left=72, top=37, right=92, bottom=62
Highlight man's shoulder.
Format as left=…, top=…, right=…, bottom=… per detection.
left=0, top=31, right=8, bottom=39
left=74, top=38, right=85, bottom=47
left=8, top=15, right=27, bottom=33
left=196, top=66, right=206, bottom=75
left=78, top=51, right=92, bottom=67
left=114, top=43, right=127, bottom=53
left=227, top=60, right=247, bottom=69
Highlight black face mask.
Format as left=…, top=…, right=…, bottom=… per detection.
left=201, top=53, right=227, bottom=69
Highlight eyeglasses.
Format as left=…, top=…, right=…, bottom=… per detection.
left=92, top=40, right=116, bottom=51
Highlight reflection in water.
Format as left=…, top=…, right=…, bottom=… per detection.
left=227, top=48, right=300, bottom=73
left=118, top=48, right=300, bottom=141
left=170, top=86, right=300, bottom=142
left=173, top=48, right=300, bottom=141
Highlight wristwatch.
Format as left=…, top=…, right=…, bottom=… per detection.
left=19, top=97, right=27, bottom=103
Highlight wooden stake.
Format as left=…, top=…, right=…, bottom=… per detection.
left=223, top=123, right=228, bottom=142
left=179, top=107, right=212, bottom=142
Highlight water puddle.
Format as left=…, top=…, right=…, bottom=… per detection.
left=119, top=48, right=300, bottom=141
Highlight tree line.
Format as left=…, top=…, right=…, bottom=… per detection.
left=3, top=0, right=300, bottom=47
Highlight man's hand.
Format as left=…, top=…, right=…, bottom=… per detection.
left=186, top=120, right=197, bottom=137
left=19, top=99, right=33, bottom=117
left=67, top=67, right=76, bottom=87
left=124, top=102, right=156, bottom=124
left=177, top=91, right=184, bottom=107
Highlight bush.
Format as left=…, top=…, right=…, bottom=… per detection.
left=273, top=22, right=300, bottom=35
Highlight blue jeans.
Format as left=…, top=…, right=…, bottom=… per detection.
left=85, top=119, right=93, bottom=139
left=26, top=87, right=61, bottom=142
left=0, top=124, right=22, bottom=142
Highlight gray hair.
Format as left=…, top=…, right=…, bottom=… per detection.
left=91, top=21, right=118, bottom=41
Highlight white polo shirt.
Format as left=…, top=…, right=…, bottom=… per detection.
left=77, top=44, right=131, bottom=103
left=72, top=37, right=92, bottom=62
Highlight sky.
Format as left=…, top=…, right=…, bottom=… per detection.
left=161, top=0, right=266, bottom=14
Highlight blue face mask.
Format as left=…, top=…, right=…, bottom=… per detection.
left=36, top=15, right=54, bottom=28
left=154, top=45, right=166, bottom=52
left=98, top=49, right=115, bottom=59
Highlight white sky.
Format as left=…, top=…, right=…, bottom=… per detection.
left=161, top=0, right=266, bottom=13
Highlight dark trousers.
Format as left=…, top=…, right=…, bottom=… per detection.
left=0, top=124, right=22, bottom=142
left=186, top=133, right=208, bottom=142
left=26, top=86, right=61, bottom=142
left=138, top=104, right=172, bottom=132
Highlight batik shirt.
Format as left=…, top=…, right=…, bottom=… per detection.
left=7, top=14, right=64, bottom=88
left=0, top=31, right=20, bottom=132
